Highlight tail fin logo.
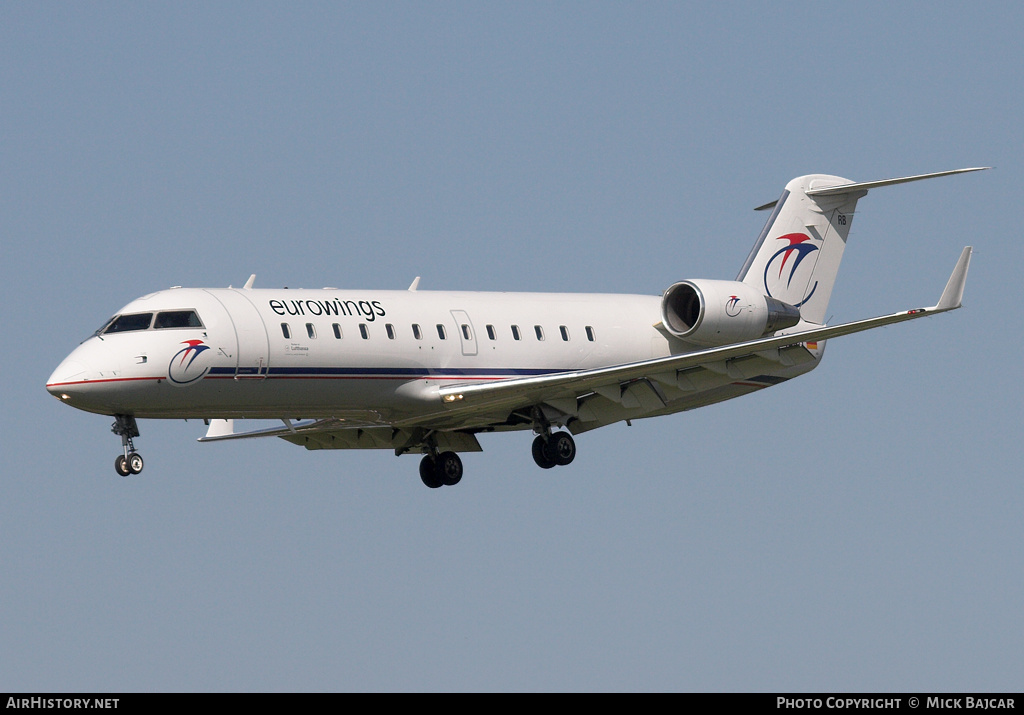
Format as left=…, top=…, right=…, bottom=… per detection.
left=764, top=233, right=819, bottom=307
left=168, top=340, right=211, bottom=385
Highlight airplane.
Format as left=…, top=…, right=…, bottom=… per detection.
left=46, top=167, right=986, bottom=488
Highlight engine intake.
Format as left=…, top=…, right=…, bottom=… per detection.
left=661, top=279, right=800, bottom=347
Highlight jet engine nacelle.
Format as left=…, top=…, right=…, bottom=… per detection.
left=660, top=279, right=801, bottom=347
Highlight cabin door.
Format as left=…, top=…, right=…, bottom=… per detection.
left=207, top=289, right=270, bottom=378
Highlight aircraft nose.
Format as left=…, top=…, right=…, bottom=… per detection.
left=46, top=357, right=90, bottom=401
left=46, top=339, right=130, bottom=414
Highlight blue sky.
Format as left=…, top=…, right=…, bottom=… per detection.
left=2, top=2, right=1021, bottom=691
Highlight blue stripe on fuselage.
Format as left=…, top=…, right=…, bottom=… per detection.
left=206, top=366, right=563, bottom=379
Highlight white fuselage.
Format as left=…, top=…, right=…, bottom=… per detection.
left=46, top=286, right=821, bottom=430
left=50, top=288, right=673, bottom=415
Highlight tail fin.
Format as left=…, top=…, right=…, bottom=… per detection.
left=736, top=168, right=989, bottom=325
left=736, top=174, right=863, bottom=325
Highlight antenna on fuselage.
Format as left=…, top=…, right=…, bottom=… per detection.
left=408, top=276, right=421, bottom=291
left=243, top=274, right=256, bottom=289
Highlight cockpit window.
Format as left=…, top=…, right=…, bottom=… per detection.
left=154, top=310, right=204, bottom=329
left=103, top=313, right=154, bottom=334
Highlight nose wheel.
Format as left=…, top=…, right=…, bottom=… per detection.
left=115, top=452, right=144, bottom=477
left=112, top=415, right=144, bottom=477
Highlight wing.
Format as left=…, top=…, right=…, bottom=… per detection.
left=431, top=246, right=972, bottom=425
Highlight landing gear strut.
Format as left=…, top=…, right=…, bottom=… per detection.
left=112, top=415, right=143, bottom=477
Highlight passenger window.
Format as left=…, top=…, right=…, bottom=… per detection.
left=333, top=323, right=343, bottom=339
left=559, top=326, right=570, bottom=341
left=104, top=313, right=154, bottom=334
left=535, top=325, right=545, bottom=341
left=386, top=324, right=396, bottom=340
left=281, top=323, right=291, bottom=339
left=306, top=323, right=316, bottom=339
left=359, top=324, right=369, bottom=340
left=154, top=310, right=203, bottom=329
left=511, top=325, right=521, bottom=341
left=412, top=324, right=423, bottom=340
left=437, top=324, right=447, bottom=340
left=486, top=325, right=496, bottom=340
left=586, top=326, right=596, bottom=342
left=461, top=324, right=471, bottom=340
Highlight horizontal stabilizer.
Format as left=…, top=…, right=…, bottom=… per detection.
left=755, top=167, right=990, bottom=210
left=805, top=167, right=990, bottom=197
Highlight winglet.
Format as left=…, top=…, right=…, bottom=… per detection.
left=936, top=246, right=972, bottom=311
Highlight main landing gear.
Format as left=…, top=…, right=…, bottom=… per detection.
left=416, top=429, right=577, bottom=488
left=529, top=406, right=576, bottom=470
left=532, top=431, right=576, bottom=469
left=419, top=451, right=463, bottom=489
left=112, top=415, right=144, bottom=477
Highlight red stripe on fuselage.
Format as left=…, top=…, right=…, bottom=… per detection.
left=46, top=376, right=166, bottom=388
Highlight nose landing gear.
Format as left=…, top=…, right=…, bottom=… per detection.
left=112, top=415, right=144, bottom=477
